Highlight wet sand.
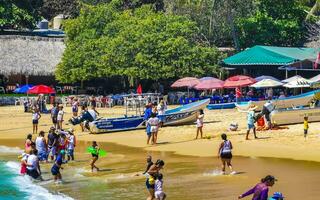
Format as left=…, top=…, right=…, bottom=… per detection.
left=1, top=138, right=320, bottom=199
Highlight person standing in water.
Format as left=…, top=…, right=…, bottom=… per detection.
left=218, top=133, right=236, bottom=175
left=146, top=159, right=165, bottom=200
left=25, top=133, right=33, bottom=153
left=32, top=108, right=41, bottom=134
left=51, top=150, right=66, bottom=183
left=238, top=175, right=277, bottom=200
left=304, top=116, right=309, bottom=140
left=154, top=173, right=167, bottom=200
left=143, top=155, right=153, bottom=175
left=26, top=149, right=41, bottom=180
left=90, top=141, right=100, bottom=172
left=35, top=131, right=48, bottom=162
left=195, top=109, right=204, bottom=139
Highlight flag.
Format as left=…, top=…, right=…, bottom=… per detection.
left=137, top=84, right=142, bottom=94
left=235, top=87, right=242, bottom=98
left=314, top=52, right=320, bottom=69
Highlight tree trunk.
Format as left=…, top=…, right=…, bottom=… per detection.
left=227, top=0, right=240, bottom=51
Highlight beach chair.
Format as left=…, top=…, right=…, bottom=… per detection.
left=56, top=86, right=63, bottom=94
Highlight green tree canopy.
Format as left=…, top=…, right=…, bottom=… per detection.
left=236, top=0, right=308, bottom=48
left=56, top=3, right=224, bottom=83
left=0, top=0, right=42, bottom=29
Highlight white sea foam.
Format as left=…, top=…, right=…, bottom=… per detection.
left=0, top=145, right=23, bottom=154
left=5, top=161, right=74, bottom=200
left=203, top=169, right=225, bottom=176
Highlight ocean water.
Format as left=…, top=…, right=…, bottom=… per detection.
left=0, top=146, right=73, bottom=200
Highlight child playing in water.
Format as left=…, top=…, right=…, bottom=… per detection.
left=67, top=129, right=76, bottom=161
left=32, top=108, right=41, bottom=134
left=154, top=173, right=166, bottom=200
left=304, top=116, right=309, bottom=140
left=20, top=153, right=29, bottom=175
left=90, top=141, right=100, bottom=172
left=195, top=109, right=204, bottom=139
left=51, top=150, right=65, bottom=183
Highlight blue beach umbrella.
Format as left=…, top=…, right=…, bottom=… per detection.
left=14, top=84, right=34, bottom=93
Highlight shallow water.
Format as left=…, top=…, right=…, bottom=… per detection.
left=0, top=139, right=320, bottom=199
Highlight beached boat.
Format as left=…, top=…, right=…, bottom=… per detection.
left=235, top=90, right=320, bottom=111
left=206, top=102, right=236, bottom=110
left=89, top=99, right=210, bottom=133
left=270, top=106, right=320, bottom=125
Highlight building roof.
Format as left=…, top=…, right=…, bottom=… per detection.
left=0, top=35, right=65, bottom=76
left=223, top=45, right=320, bottom=66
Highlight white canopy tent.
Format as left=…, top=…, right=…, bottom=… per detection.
left=283, top=77, right=311, bottom=88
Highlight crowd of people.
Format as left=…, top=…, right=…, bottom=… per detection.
left=22, top=127, right=76, bottom=183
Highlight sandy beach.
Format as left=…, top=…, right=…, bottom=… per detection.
left=1, top=105, right=320, bottom=162
left=1, top=105, right=320, bottom=199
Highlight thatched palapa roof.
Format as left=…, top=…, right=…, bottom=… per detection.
left=0, top=35, right=65, bottom=76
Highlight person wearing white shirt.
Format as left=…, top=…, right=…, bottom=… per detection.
left=154, top=173, right=166, bottom=200
left=26, top=149, right=41, bottom=180
left=57, top=105, right=64, bottom=129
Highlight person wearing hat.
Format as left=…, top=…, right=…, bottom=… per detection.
left=238, top=175, right=277, bottom=200
left=51, top=149, right=66, bottom=183
left=246, top=104, right=258, bottom=140
left=269, top=192, right=284, bottom=200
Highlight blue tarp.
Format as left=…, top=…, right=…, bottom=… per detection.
left=14, top=84, right=33, bottom=93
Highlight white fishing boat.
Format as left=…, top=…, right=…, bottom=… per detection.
left=236, top=90, right=320, bottom=111
left=270, top=106, right=320, bottom=125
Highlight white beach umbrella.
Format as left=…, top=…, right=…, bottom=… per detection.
left=309, top=74, right=320, bottom=83
left=283, top=77, right=311, bottom=88
left=282, top=75, right=305, bottom=83
left=250, top=79, right=284, bottom=88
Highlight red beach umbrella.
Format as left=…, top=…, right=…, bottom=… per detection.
left=28, top=85, right=55, bottom=94
left=223, top=75, right=256, bottom=88
left=171, top=77, right=200, bottom=88
left=194, top=77, right=224, bottom=90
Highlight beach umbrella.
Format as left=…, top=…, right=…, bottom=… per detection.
left=255, top=75, right=280, bottom=82
left=14, top=84, right=33, bottom=93
left=223, top=75, right=256, bottom=88
left=171, top=77, right=200, bottom=88
left=250, top=79, right=283, bottom=88
left=194, top=77, right=224, bottom=90
left=27, top=85, right=55, bottom=94
left=309, top=74, right=320, bottom=83
left=283, top=77, right=311, bottom=88
left=282, top=75, right=306, bottom=83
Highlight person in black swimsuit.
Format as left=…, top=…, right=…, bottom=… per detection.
left=90, top=141, right=100, bottom=172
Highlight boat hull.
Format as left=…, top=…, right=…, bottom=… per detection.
left=236, top=90, right=320, bottom=111
left=207, top=102, right=235, bottom=110
left=89, top=99, right=210, bottom=133
left=270, top=107, right=320, bottom=125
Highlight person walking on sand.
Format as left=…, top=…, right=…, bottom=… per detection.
left=218, top=133, right=236, bottom=175
left=90, top=141, right=100, bottom=172
left=50, top=104, right=58, bottom=129
left=32, top=108, right=41, bottom=135
left=147, top=113, right=160, bottom=145
left=304, top=116, right=309, bottom=140
left=195, top=109, right=204, bottom=139
left=238, top=175, right=277, bottom=200
left=72, top=98, right=79, bottom=117
left=51, top=150, right=66, bottom=183
left=146, top=159, right=165, bottom=200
